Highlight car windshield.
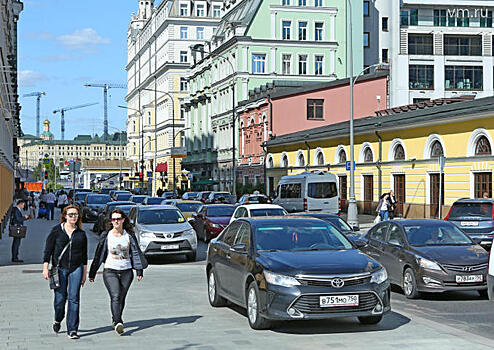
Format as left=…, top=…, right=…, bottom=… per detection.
left=176, top=203, right=202, bottom=212
left=87, top=195, right=110, bottom=204
left=147, top=197, right=165, bottom=204
left=307, top=182, right=338, bottom=199
left=184, top=192, right=198, bottom=198
left=75, top=193, right=87, bottom=201
left=449, top=203, right=493, bottom=218
left=116, top=194, right=132, bottom=201
left=254, top=222, right=353, bottom=251
left=250, top=208, right=286, bottom=217
left=246, top=196, right=269, bottom=204
left=118, top=206, right=135, bottom=215
left=132, top=196, right=146, bottom=203
left=327, top=217, right=353, bottom=232
left=214, top=193, right=230, bottom=198
left=207, top=206, right=235, bottom=217
left=403, top=224, right=473, bottom=246
left=138, top=209, right=185, bottom=224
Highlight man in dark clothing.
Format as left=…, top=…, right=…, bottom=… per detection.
left=11, top=199, right=30, bottom=263
left=157, top=188, right=164, bottom=197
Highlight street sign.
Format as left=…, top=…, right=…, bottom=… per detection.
left=171, top=147, right=187, bottom=159
left=187, top=173, right=193, bottom=181
left=43, top=158, right=50, bottom=165
left=346, top=161, right=356, bottom=171
left=147, top=171, right=153, bottom=178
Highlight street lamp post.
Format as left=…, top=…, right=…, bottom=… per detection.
left=118, top=105, right=144, bottom=190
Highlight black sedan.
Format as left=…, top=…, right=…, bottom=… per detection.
left=293, top=213, right=361, bottom=240
left=358, top=219, right=489, bottom=299
left=81, top=194, right=111, bottom=222
left=206, top=217, right=390, bottom=329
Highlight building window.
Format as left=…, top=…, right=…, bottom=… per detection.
left=445, top=66, right=483, bottom=90
left=401, top=8, right=418, bottom=26
left=408, top=34, right=433, bottom=55
left=364, top=32, right=370, bottom=47
left=363, top=1, right=369, bottom=16
left=298, top=21, right=307, bottom=40
left=480, top=11, right=493, bottom=27
left=456, top=14, right=469, bottom=27
left=314, top=55, right=323, bottom=75
left=282, top=54, right=291, bottom=74
left=316, top=152, right=324, bottom=165
left=196, top=4, right=205, bottom=16
left=180, top=77, right=188, bottom=91
left=382, top=17, right=388, bottom=31
left=444, top=35, right=482, bottom=56
left=364, top=147, right=373, bottom=162
left=314, top=0, right=322, bottom=7
left=430, top=140, right=444, bottom=158
left=382, top=49, right=388, bottom=63
left=298, top=0, right=306, bottom=6
left=180, top=51, right=188, bottom=63
left=307, top=99, right=323, bottom=120
left=281, top=154, right=289, bottom=167
left=213, top=5, right=221, bottom=17
left=298, top=55, right=307, bottom=75
left=338, top=150, right=346, bottom=164
left=409, top=65, right=434, bottom=89
left=196, top=27, right=204, bottom=40
left=282, top=0, right=290, bottom=5
left=413, top=98, right=430, bottom=103
left=475, top=136, right=492, bottom=155
left=433, top=9, right=447, bottom=26
left=474, top=173, right=492, bottom=198
left=297, top=153, right=305, bottom=167
left=314, top=22, right=323, bottom=41
left=282, top=20, right=291, bottom=40
left=252, top=54, right=266, bottom=74
left=394, top=144, right=405, bottom=160
left=180, top=27, right=188, bottom=39
left=180, top=3, right=188, bottom=16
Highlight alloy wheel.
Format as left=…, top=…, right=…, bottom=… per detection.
left=208, top=271, right=216, bottom=302
left=403, top=272, right=413, bottom=296
left=247, top=288, right=258, bottom=325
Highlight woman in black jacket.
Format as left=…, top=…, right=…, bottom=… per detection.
left=89, top=208, right=147, bottom=335
left=42, top=205, right=88, bottom=339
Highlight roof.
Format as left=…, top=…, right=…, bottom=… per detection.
left=239, top=204, right=284, bottom=209
left=266, top=95, right=494, bottom=147
left=138, top=205, right=177, bottom=211
left=213, top=0, right=262, bottom=39
left=22, top=132, right=127, bottom=147
left=452, top=198, right=494, bottom=203
left=375, top=95, right=475, bottom=117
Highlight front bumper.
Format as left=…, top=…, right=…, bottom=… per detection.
left=258, top=281, right=391, bottom=321
left=139, top=234, right=197, bottom=256
left=417, top=268, right=487, bottom=293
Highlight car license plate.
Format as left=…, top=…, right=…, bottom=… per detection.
left=456, top=275, right=483, bottom=283
left=161, top=244, right=179, bottom=250
left=320, top=295, right=359, bottom=307
left=460, top=221, right=478, bottom=226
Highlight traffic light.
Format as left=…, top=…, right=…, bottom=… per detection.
left=44, top=170, right=48, bottom=180
left=138, top=172, right=143, bottom=181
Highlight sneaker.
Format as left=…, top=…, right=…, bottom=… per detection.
left=68, top=332, right=79, bottom=339
left=53, top=321, right=61, bottom=333
left=112, top=321, right=117, bottom=329
left=115, top=323, right=124, bottom=335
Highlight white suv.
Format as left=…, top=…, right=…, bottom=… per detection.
left=229, top=204, right=287, bottom=224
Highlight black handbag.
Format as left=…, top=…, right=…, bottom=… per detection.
left=9, top=225, right=27, bottom=238
left=49, top=240, right=71, bottom=290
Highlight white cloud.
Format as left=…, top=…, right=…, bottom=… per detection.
left=56, top=28, right=110, bottom=53
left=18, top=70, right=48, bottom=87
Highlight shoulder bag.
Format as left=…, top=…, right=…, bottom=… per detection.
left=9, top=208, right=27, bottom=238
left=49, top=239, right=71, bottom=290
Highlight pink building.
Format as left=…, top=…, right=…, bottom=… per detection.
left=237, top=72, right=388, bottom=187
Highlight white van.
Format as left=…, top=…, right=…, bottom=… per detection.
left=273, top=171, right=339, bottom=213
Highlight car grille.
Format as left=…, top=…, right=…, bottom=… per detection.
left=291, top=292, right=378, bottom=314
left=463, top=228, right=494, bottom=234
left=154, top=232, right=183, bottom=238
left=442, top=263, right=488, bottom=272
left=297, top=276, right=371, bottom=288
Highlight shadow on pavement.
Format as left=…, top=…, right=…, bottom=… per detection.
left=390, top=285, right=486, bottom=301
left=79, top=315, right=202, bottom=337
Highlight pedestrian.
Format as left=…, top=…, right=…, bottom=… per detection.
left=157, top=188, right=163, bottom=197
left=42, top=205, right=88, bottom=339
left=40, top=189, right=47, bottom=210
left=46, top=189, right=57, bottom=220
left=57, top=190, right=68, bottom=213
left=11, top=199, right=30, bottom=263
left=388, top=190, right=397, bottom=220
left=89, top=208, right=148, bottom=335
left=376, top=193, right=390, bottom=221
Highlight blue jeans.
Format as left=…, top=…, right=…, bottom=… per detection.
left=380, top=210, right=389, bottom=221
left=47, top=203, right=55, bottom=220
left=54, top=265, right=83, bottom=334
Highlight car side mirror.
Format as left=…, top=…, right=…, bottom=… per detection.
left=354, top=240, right=367, bottom=249
left=471, top=237, right=482, bottom=245
left=388, top=239, right=403, bottom=247
left=352, top=225, right=360, bottom=232
left=231, top=243, right=247, bottom=253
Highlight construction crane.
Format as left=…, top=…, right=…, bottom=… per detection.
left=84, top=83, right=127, bottom=140
left=23, top=91, right=46, bottom=137
left=53, top=102, right=98, bottom=140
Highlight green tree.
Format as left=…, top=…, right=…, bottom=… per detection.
left=33, top=159, right=60, bottom=182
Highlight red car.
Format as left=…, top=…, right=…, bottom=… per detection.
left=190, top=204, right=235, bottom=242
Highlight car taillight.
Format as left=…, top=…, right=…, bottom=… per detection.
left=304, top=198, right=307, bottom=211
left=339, top=197, right=342, bottom=212
left=444, top=206, right=452, bottom=220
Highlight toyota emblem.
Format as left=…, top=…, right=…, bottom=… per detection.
left=331, top=278, right=345, bottom=288
left=463, top=266, right=472, bottom=272
left=166, top=233, right=173, bottom=239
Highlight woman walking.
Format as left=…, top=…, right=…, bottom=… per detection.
left=89, top=208, right=147, bottom=335
left=376, top=193, right=390, bottom=221
left=42, top=205, right=87, bottom=339
left=57, top=190, right=68, bottom=213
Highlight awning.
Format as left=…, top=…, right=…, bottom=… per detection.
left=191, top=179, right=219, bottom=186
left=155, top=162, right=167, bottom=172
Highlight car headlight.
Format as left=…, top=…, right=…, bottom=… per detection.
left=263, top=271, right=300, bottom=287
left=417, top=257, right=442, bottom=271
left=183, top=229, right=195, bottom=236
left=370, top=268, right=388, bottom=284
left=209, top=223, right=221, bottom=228
left=141, top=231, right=156, bottom=239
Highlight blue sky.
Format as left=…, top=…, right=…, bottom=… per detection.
left=18, top=0, right=154, bottom=139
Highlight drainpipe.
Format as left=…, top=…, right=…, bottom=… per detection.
left=304, top=141, right=311, bottom=169
left=267, top=94, right=273, bottom=135
left=375, top=130, right=382, bottom=196
left=261, top=142, right=267, bottom=195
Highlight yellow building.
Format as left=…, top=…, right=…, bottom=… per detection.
left=265, top=96, right=494, bottom=218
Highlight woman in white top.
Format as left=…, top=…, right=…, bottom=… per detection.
left=88, top=208, right=147, bottom=335
left=57, top=191, right=69, bottom=212
left=376, top=193, right=390, bottom=221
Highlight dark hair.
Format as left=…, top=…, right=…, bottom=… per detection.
left=60, top=205, right=82, bottom=229
left=109, top=208, right=134, bottom=234
left=16, top=199, right=26, bottom=206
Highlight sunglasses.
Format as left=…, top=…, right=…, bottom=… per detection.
left=111, top=217, right=124, bottom=222
left=67, top=213, right=79, bottom=218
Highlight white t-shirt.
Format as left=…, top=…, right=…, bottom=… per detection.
left=104, top=231, right=132, bottom=270
left=57, top=194, right=68, bottom=206
left=380, top=199, right=389, bottom=211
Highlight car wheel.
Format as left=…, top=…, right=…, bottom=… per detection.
left=186, top=251, right=196, bottom=262
left=246, top=281, right=271, bottom=330
left=478, top=289, right=488, bottom=299
left=358, top=315, right=383, bottom=325
left=403, top=268, right=420, bottom=299
left=207, top=269, right=226, bottom=307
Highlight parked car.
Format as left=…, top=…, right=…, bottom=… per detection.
left=142, top=197, right=167, bottom=205
left=114, top=192, right=132, bottom=201
left=488, top=248, right=494, bottom=301
left=68, top=188, right=92, bottom=204
left=445, top=198, right=494, bottom=248
left=206, top=192, right=236, bottom=204
left=273, top=171, right=339, bottom=213
left=358, top=219, right=489, bottom=299
left=173, top=200, right=203, bottom=220
left=237, top=193, right=270, bottom=205
left=129, top=195, right=147, bottom=204
left=81, top=194, right=111, bottom=222
left=229, top=204, right=287, bottom=224
left=93, top=201, right=135, bottom=234
left=182, top=192, right=199, bottom=200
left=190, top=204, right=236, bottom=242
left=292, top=213, right=361, bottom=241
left=72, top=192, right=90, bottom=209
left=197, top=191, right=212, bottom=203
left=206, top=217, right=390, bottom=329
left=100, top=187, right=116, bottom=195
left=161, top=191, right=177, bottom=199
left=111, top=190, right=131, bottom=201
left=129, top=205, right=197, bottom=261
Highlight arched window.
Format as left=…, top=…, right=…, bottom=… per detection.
left=281, top=154, right=289, bottom=168
left=394, top=144, right=405, bottom=160
left=475, top=136, right=491, bottom=155
left=267, top=155, right=274, bottom=168
left=316, top=152, right=324, bottom=165
left=338, top=149, right=346, bottom=164
left=364, top=147, right=373, bottom=162
left=297, top=153, right=305, bottom=167
left=430, top=140, right=444, bottom=158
